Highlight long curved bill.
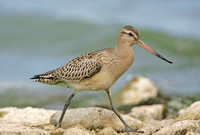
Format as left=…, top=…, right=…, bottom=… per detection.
left=137, top=40, right=172, bottom=64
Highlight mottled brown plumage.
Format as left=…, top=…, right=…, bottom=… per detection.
left=31, top=25, right=172, bottom=135
left=33, top=51, right=102, bottom=84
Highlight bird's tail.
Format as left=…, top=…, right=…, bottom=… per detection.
left=30, top=74, right=43, bottom=79
left=30, top=71, right=59, bottom=85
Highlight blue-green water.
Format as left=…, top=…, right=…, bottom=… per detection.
left=0, top=0, right=200, bottom=109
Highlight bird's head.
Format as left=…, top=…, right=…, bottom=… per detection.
left=119, top=25, right=172, bottom=64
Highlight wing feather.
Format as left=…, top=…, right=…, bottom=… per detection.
left=32, top=51, right=102, bottom=83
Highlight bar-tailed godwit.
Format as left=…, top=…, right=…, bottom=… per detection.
left=31, top=25, right=172, bottom=134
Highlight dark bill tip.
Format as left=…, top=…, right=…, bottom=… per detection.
left=156, top=52, right=173, bottom=64
left=137, top=40, right=173, bottom=64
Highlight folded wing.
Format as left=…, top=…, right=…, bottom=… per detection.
left=31, top=52, right=102, bottom=85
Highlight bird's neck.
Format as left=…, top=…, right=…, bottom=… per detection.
left=114, top=37, right=134, bottom=71
left=116, top=38, right=133, bottom=56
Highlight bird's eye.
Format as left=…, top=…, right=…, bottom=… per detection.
left=128, top=33, right=133, bottom=36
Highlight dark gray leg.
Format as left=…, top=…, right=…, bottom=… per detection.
left=56, top=91, right=77, bottom=128
left=106, top=89, right=144, bottom=134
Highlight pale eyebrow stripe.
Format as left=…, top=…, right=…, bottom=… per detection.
left=122, top=30, right=138, bottom=40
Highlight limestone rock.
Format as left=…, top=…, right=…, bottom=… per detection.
left=153, top=120, right=200, bottom=135
left=129, top=104, right=165, bottom=123
left=96, top=127, right=118, bottom=135
left=0, top=107, right=93, bottom=135
left=140, top=119, right=176, bottom=135
left=177, top=101, right=200, bottom=120
left=0, top=123, right=52, bottom=135
left=140, top=119, right=200, bottom=135
left=0, top=107, right=56, bottom=126
left=1, top=101, right=199, bottom=135
left=50, top=107, right=146, bottom=131
left=114, top=76, right=158, bottom=105
left=155, top=119, right=176, bottom=128
left=64, top=125, right=95, bottom=135
left=186, top=131, right=200, bottom=135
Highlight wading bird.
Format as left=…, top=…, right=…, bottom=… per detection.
left=31, top=25, right=172, bottom=134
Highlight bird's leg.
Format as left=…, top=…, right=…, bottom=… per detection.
left=106, top=89, right=144, bottom=134
left=56, top=91, right=77, bottom=128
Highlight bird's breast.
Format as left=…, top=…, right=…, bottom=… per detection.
left=106, top=49, right=134, bottom=81
left=66, top=48, right=134, bottom=91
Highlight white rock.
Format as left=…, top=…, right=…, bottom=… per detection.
left=96, top=127, right=118, bottom=135
left=0, top=107, right=94, bottom=135
left=153, top=120, right=200, bottom=135
left=177, top=101, right=200, bottom=120
left=0, top=107, right=56, bottom=126
left=129, top=104, right=165, bottom=123
left=116, top=76, right=158, bottom=105
left=50, top=107, right=146, bottom=131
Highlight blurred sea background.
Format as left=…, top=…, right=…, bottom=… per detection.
left=0, top=0, right=199, bottom=109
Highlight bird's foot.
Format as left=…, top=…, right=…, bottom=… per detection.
left=122, top=124, right=144, bottom=135
left=55, top=122, right=61, bottom=128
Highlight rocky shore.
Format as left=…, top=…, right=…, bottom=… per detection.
left=0, top=76, right=199, bottom=135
